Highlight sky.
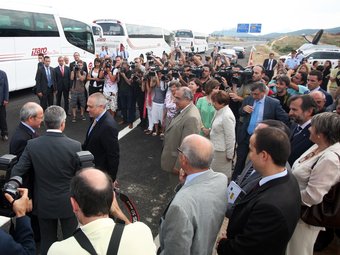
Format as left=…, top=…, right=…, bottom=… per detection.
left=18, top=0, right=340, bottom=35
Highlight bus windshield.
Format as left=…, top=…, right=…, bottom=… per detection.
left=60, top=17, right=95, bottom=54
left=175, top=31, right=193, bottom=38
left=99, top=22, right=125, bottom=36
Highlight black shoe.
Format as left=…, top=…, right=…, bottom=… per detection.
left=2, top=135, right=8, bottom=141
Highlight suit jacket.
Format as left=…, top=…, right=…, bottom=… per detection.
left=288, top=123, right=314, bottom=167
left=35, top=66, right=57, bottom=94
left=161, top=103, right=202, bottom=172
left=238, top=96, right=289, bottom=142
left=159, top=169, right=228, bottom=255
left=210, top=105, right=236, bottom=158
left=9, top=123, right=37, bottom=158
left=217, top=171, right=301, bottom=255
left=11, top=132, right=82, bottom=219
left=82, top=111, right=120, bottom=180
left=0, top=70, right=9, bottom=103
left=0, top=216, right=35, bottom=255
left=54, top=65, right=71, bottom=91
left=263, top=58, right=277, bottom=71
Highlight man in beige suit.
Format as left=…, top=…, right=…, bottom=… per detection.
left=161, top=87, right=202, bottom=173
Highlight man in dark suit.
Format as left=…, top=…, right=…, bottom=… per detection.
left=55, top=56, right=71, bottom=115
left=35, top=56, right=57, bottom=110
left=83, top=92, right=120, bottom=181
left=232, top=82, right=289, bottom=180
left=288, top=95, right=316, bottom=166
left=263, top=53, right=277, bottom=80
left=307, top=70, right=333, bottom=107
left=9, top=102, right=44, bottom=241
left=217, top=127, right=301, bottom=255
left=11, top=106, right=81, bottom=255
left=9, top=102, right=43, bottom=158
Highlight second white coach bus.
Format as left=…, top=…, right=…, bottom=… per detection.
left=0, top=2, right=95, bottom=92
left=174, top=29, right=208, bottom=53
left=93, top=19, right=172, bottom=60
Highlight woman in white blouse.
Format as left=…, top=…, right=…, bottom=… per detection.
left=286, top=112, right=340, bottom=255
left=209, top=90, right=236, bottom=180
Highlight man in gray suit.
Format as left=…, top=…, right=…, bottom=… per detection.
left=161, top=87, right=202, bottom=173
left=158, top=134, right=228, bottom=255
left=11, top=106, right=82, bottom=255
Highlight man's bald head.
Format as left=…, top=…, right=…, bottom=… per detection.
left=71, top=168, right=113, bottom=217
left=180, top=134, right=214, bottom=170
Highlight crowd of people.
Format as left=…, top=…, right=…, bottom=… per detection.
left=0, top=44, right=340, bottom=255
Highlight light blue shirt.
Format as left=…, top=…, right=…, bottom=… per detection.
left=253, top=96, right=265, bottom=124
left=259, top=169, right=288, bottom=186
left=184, top=170, right=207, bottom=185
left=21, top=121, right=35, bottom=134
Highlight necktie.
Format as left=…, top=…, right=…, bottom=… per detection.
left=268, top=59, right=272, bottom=70
left=60, top=65, right=64, bottom=76
left=88, top=119, right=97, bottom=136
left=47, top=68, right=52, bottom=87
left=247, top=101, right=261, bottom=135
left=293, top=126, right=303, bottom=137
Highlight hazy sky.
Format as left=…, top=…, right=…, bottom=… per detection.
left=27, top=0, right=340, bottom=34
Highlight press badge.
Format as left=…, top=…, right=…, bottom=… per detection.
left=227, top=181, right=246, bottom=204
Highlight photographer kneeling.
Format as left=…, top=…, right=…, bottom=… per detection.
left=0, top=188, right=35, bottom=255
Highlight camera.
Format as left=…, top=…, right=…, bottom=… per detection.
left=145, top=52, right=153, bottom=61
left=0, top=154, right=19, bottom=217
left=216, top=67, right=253, bottom=87
left=74, top=65, right=80, bottom=71
left=105, top=62, right=111, bottom=68
left=191, top=66, right=203, bottom=78
left=75, top=151, right=94, bottom=170
left=130, top=61, right=136, bottom=69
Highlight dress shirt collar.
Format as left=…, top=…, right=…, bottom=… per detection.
left=96, top=110, right=106, bottom=122
left=21, top=121, right=35, bottom=134
left=180, top=103, right=191, bottom=113
left=184, top=170, right=207, bottom=185
left=259, top=169, right=287, bottom=186
left=310, top=86, right=320, bottom=93
left=299, top=119, right=311, bottom=130
left=46, top=129, right=62, bottom=133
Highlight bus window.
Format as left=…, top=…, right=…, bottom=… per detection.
left=175, top=30, right=193, bottom=38
left=61, top=17, right=95, bottom=54
left=99, top=22, right=125, bottom=36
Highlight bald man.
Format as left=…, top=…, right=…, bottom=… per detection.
left=310, top=90, right=326, bottom=113
left=48, top=168, right=156, bottom=255
left=158, top=134, right=228, bottom=255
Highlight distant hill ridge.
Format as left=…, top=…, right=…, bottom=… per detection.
left=211, top=27, right=340, bottom=38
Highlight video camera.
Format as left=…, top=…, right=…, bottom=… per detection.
left=0, top=154, right=20, bottom=217
left=216, top=67, right=253, bottom=87
left=75, top=151, right=94, bottom=170
left=145, top=52, right=153, bottom=61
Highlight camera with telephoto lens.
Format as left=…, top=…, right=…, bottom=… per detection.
left=0, top=154, right=21, bottom=217
left=130, top=61, right=136, bottom=69
left=74, top=65, right=80, bottom=71
left=216, top=66, right=253, bottom=87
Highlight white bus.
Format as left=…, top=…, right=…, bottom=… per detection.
left=93, top=19, right=172, bottom=60
left=0, top=2, right=95, bottom=92
left=174, top=29, right=208, bottom=53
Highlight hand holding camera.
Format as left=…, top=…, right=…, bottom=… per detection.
left=4, top=188, right=30, bottom=217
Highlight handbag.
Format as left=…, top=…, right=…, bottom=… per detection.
left=300, top=152, right=340, bottom=228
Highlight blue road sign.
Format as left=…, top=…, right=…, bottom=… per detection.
left=250, top=24, right=262, bottom=33
left=237, top=24, right=249, bottom=33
